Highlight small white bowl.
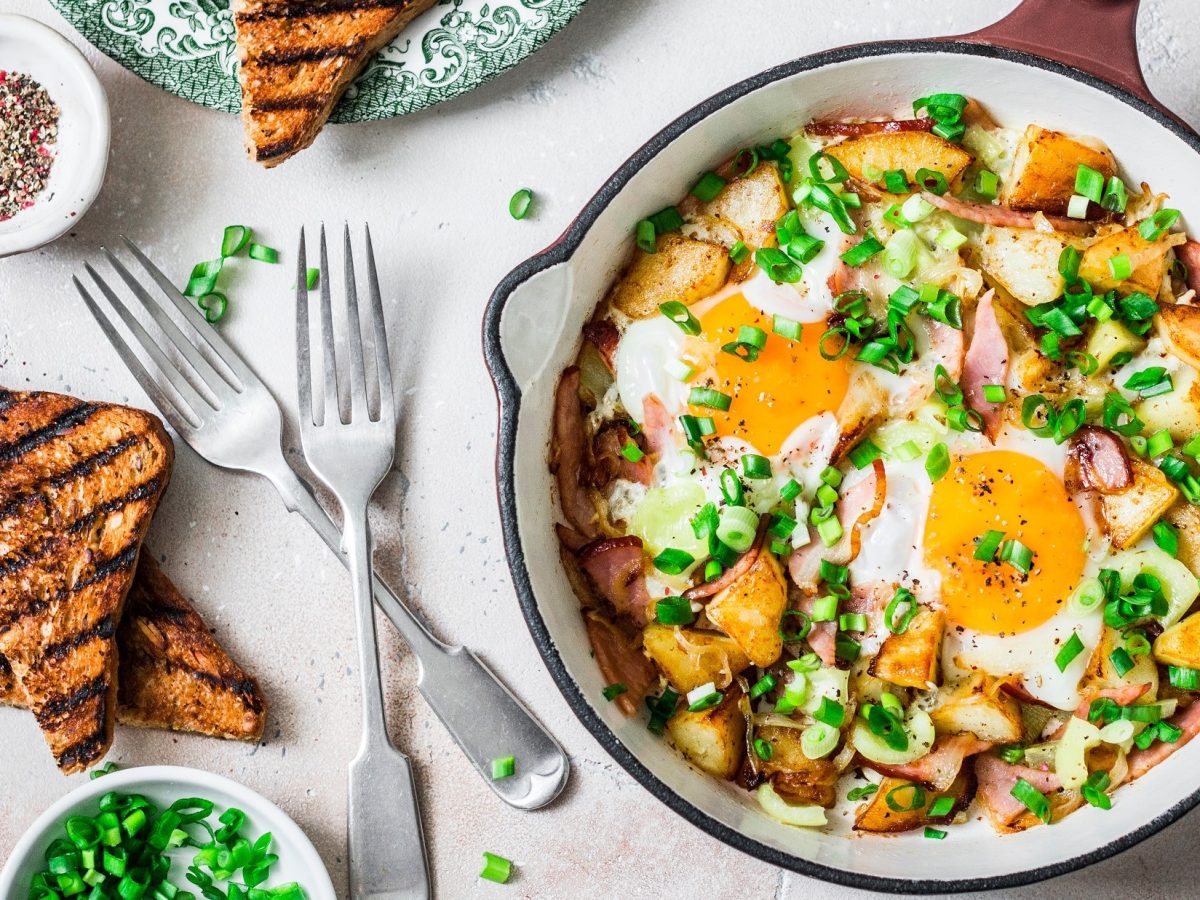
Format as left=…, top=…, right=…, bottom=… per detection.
left=0, top=766, right=336, bottom=899
left=0, top=14, right=109, bottom=257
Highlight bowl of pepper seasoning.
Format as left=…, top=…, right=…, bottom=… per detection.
left=0, top=14, right=109, bottom=258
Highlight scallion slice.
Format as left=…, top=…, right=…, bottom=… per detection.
left=848, top=440, right=882, bottom=470
left=480, top=852, right=513, bottom=884
left=884, top=588, right=917, bottom=634
left=741, top=453, right=772, bottom=480
left=1075, top=164, right=1105, bottom=203
left=1055, top=632, right=1085, bottom=671
left=973, top=529, right=1005, bottom=562
left=925, top=443, right=950, bottom=481
left=602, top=682, right=628, bottom=702
left=840, top=234, right=885, bottom=267
left=636, top=219, right=657, bottom=253
left=508, top=188, right=534, bottom=220
left=655, top=596, right=694, bottom=626
left=691, top=172, right=726, bottom=202
left=247, top=243, right=278, bottom=263
left=1010, top=778, right=1051, bottom=823
left=658, top=300, right=700, bottom=335
left=221, top=225, right=251, bottom=257
left=729, top=240, right=750, bottom=264
left=491, top=756, right=516, bottom=780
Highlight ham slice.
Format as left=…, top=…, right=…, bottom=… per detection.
left=806, top=117, right=934, bottom=137
left=582, top=319, right=619, bottom=371
left=1049, top=682, right=1153, bottom=740
left=1128, top=701, right=1200, bottom=780
left=802, top=579, right=892, bottom=666
left=924, top=317, right=966, bottom=383
left=578, top=536, right=654, bottom=626
left=867, top=734, right=993, bottom=792
left=683, top=525, right=764, bottom=601
left=553, top=368, right=600, bottom=539
left=584, top=612, right=657, bottom=717
left=591, top=424, right=652, bottom=488
left=1065, top=426, right=1134, bottom=495
left=1177, top=240, right=1200, bottom=295
left=975, top=754, right=1062, bottom=828
left=961, top=290, right=1008, bottom=441
left=641, top=393, right=678, bottom=458
left=788, top=458, right=886, bottom=592
left=921, top=191, right=1095, bottom=235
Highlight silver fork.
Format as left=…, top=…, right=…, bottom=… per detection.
left=297, top=225, right=427, bottom=899
left=72, top=237, right=569, bottom=811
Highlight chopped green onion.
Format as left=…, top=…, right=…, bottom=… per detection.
left=847, top=784, right=878, bottom=802
left=197, top=292, right=228, bottom=324
left=221, top=225, right=251, bottom=257
left=636, top=219, right=657, bottom=253
left=1108, top=253, right=1133, bottom=281
left=1140, top=208, right=1181, bottom=242
left=491, top=756, right=516, bottom=780
left=1067, top=194, right=1091, bottom=220
left=773, top=315, right=802, bottom=341
left=729, top=240, right=750, bottom=264
left=1147, top=429, right=1174, bottom=458
left=720, top=469, right=744, bottom=506
left=658, top=300, right=700, bottom=335
left=901, top=194, right=936, bottom=223
left=619, top=440, right=644, bottom=464
left=885, top=588, right=917, bottom=634
left=603, top=683, right=628, bottom=702
left=756, top=247, right=803, bottom=283
left=1101, top=176, right=1128, bottom=213
left=915, top=167, right=950, bottom=195
left=717, top=505, right=760, bottom=552
left=811, top=595, right=839, bottom=622
left=841, top=234, right=885, bottom=267
left=1152, top=520, right=1180, bottom=557
left=973, top=529, right=1005, bottom=562
left=648, top=206, right=684, bottom=233
left=1124, top=366, right=1173, bottom=398
left=1011, top=777, right=1051, bottom=823
left=1168, top=666, right=1200, bottom=690
left=480, top=852, right=513, bottom=884
left=750, top=674, right=777, bottom=700
left=893, top=440, right=921, bottom=462
left=885, top=782, right=926, bottom=813
left=925, top=443, right=950, bottom=481
left=1109, top=647, right=1135, bottom=678
left=1075, top=165, right=1105, bottom=203
left=1054, top=632, right=1085, bottom=672
left=247, top=243, right=278, bottom=264
left=691, top=172, right=726, bottom=202
left=974, top=169, right=999, bottom=200
left=655, top=596, right=694, bottom=626
left=688, top=386, right=732, bottom=411
left=184, top=258, right=222, bottom=297
left=838, top=612, right=868, bottom=633
left=1001, top=538, right=1035, bottom=575
left=753, top=737, right=774, bottom=760
left=936, top=226, right=968, bottom=250
left=809, top=151, right=850, bottom=184
left=928, top=795, right=955, bottom=819
left=813, top=697, right=845, bottom=728
left=722, top=324, right=769, bottom=361
left=305, top=267, right=319, bottom=290
left=653, top=548, right=695, bottom=575
left=779, top=479, right=802, bottom=502
left=509, top=188, right=534, bottom=220
left=687, top=684, right=724, bottom=712
left=848, top=440, right=882, bottom=470
left=779, top=610, right=813, bottom=643
left=882, top=169, right=909, bottom=194
left=924, top=827, right=948, bottom=840
left=741, top=453, right=772, bottom=480
left=982, top=384, right=1006, bottom=404
left=882, top=230, right=921, bottom=280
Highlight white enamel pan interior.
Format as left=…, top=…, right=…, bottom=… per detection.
left=484, top=42, right=1200, bottom=893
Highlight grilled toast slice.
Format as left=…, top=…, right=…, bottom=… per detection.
left=233, top=0, right=439, bottom=167
left=0, top=556, right=267, bottom=742
left=0, top=388, right=172, bottom=773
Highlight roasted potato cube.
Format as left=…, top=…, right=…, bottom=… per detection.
left=980, top=226, right=1073, bottom=307
left=853, top=773, right=975, bottom=834
left=607, top=232, right=731, bottom=319
left=681, top=163, right=788, bottom=249
left=928, top=674, right=1023, bottom=743
left=756, top=725, right=839, bottom=807
left=1158, top=303, right=1200, bottom=371
left=666, top=685, right=747, bottom=779
left=1001, top=125, right=1116, bottom=215
left=1084, top=625, right=1159, bottom=699
left=1086, top=319, right=1146, bottom=374
left=706, top=552, right=788, bottom=667
left=1165, top=502, right=1200, bottom=574
left=1078, top=225, right=1171, bottom=295
left=642, top=624, right=752, bottom=693
left=1154, top=612, right=1200, bottom=669
left=832, top=372, right=889, bottom=463
left=869, top=607, right=945, bottom=689
left=825, top=131, right=972, bottom=189
left=1136, top=369, right=1200, bottom=442
left=1100, top=457, right=1180, bottom=549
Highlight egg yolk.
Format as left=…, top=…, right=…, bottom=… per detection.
left=687, top=293, right=850, bottom=456
left=924, top=450, right=1086, bottom=636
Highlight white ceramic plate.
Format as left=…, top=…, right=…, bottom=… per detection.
left=0, top=14, right=109, bottom=258
left=0, top=765, right=335, bottom=899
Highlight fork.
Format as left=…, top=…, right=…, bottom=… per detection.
left=297, top=225, right=427, bottom=899
left=72, top=237, right=569, bottom=812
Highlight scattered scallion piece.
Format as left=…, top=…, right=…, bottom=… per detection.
left=247, top=242, right=279, bottom=263
left=221, top=225, right=252, bottom=257
left=602, top=683, right=628, bottom=702
left=655, top=596, right=694, bottom=626
left=925, top=443, right=950, bottom=481
left=659, top=300, right=701, bottom=336
left=848, top=440, right=882, bottom=470
left=691, top=172, right=726, bottom=202
left=729, top=240, right=750, bottom=264
left=480, top=852, right=514, bottom=884
left=508, top=188, right=534, bottom=220
left=491, top=756, right=516, bottom=780
left=847, top=784, right=879, bottom=801
left=305, top=267, right=319, bottom=290
left=1010, top=777, right=1051, bottom=823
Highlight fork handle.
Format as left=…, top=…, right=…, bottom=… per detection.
left=264, top=462, right=570, bottom=811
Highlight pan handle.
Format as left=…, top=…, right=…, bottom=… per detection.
left=953, top=0, right=1156, bottom=108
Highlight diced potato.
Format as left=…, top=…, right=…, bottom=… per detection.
left=980, top=226, right=1072, bottom=306
left=1154, top=612, right=1200, bottom=669
left=1084, top=625, right=1159, bottom=699
left=1086, top=319, right=1146, bottom=373
left=989, top=291, right=1059, bottom=395
left=1136, top=368, right=1200, bottom=442
left=1100, top=457, right=1180, bottom=549
left=869, top=606, right=945, bottom=689
left=928, top=674, right=1023, bottom=743
left=1001, top=125, right=1116, bottom=215
left=607, top=232, right=731, bottom=319
left=756, top=725, right=839, bottom=808
left=706, top=553, right=788, bottom=667
left=681, top=163, right=788, bottom=249
left=1158, top=303, right=1200, bottom=371
left=852, top=773, right=974, bottom=834
left=825, top=131, right=972, bottom=189
left=832, top=371, right=889, bottom=463
left=1165, top=502, right=1200, bottom=575
left=666, top=686, right=746, bottom=779
left=642, top=624, right=752, bottom=693
left=1079, top=225, right=1171, bottom=295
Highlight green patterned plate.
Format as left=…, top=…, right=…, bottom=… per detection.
left=49, top=0, right=586, bottom=122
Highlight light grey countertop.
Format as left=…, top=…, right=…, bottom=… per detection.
left=2, top=0, right=1199, bottom=896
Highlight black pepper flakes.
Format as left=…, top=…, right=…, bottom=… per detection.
left=0, top=70, right=59, bottom=221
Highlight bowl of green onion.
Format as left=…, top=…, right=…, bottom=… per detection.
left=0, top=766, right=335, bottom=900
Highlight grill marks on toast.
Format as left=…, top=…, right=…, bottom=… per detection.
left=232, top=0, right=438, bottom=166
left=0, top=558, right=266, bottom=743
left=0, top=390, right=172, bottom=772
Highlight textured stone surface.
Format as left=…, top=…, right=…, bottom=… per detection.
left=1, top=0, right=1198, bottom=897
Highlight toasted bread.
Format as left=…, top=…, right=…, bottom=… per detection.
left=0, top=556, right=267, bottom=742
left=233, top=0, right=440, bottom=167
left=0, top=389, right=172, bottom=772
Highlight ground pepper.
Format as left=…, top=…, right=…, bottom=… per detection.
left=0, top=70, right=60, bottom=221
